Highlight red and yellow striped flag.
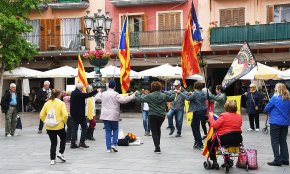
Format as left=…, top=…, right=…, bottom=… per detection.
left=118, top=15, right=130, bottom=93
left=202, top=127, right=214, bottom=157
left=77, top=53, right=88, bottom=92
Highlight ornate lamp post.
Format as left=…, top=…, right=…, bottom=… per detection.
left=84, top=10, right=112, bottom=119
left=84, top=10, right=112, bottom=91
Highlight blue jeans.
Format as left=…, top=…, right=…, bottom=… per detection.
left=71, top=118, right=87, bottom=144
left=270, top=124, right=289, bottom=163
left=142, top=110, right=150, bottom=132
left=167, top=109, right=184, bottom=134
left=191, top=110, right=206, bottom=148
left=103, top=120, right=119, bottom=150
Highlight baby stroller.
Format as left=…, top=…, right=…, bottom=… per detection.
left=203, top=132, right=245, bottom=173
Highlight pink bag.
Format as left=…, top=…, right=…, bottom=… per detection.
left=246, top=149, right=258, bottom=169
left=236, top=149, right=258, bottom=170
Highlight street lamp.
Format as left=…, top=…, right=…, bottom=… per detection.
left=84, top=10, right=112, bottom=50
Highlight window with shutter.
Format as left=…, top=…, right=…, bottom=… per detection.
left=267, top=6, right=274, bottom=23
left=220, top=8, right=245, bottom=27
left=40, top=19, right=61, bottom=51
left=158, top=12, right=181, bottom=30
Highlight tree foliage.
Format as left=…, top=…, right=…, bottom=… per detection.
left=0, top=0, right=44, bottom=70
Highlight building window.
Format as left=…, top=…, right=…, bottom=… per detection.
left=220, top=8, right=245, bottom=27
left=24, top=20, right=40, bottom=48
left=121, top=15, right=145, bottom=32
left=274, top=4, right=290, bottom=22
left=158, top=12, right=181, bottom=30
left=61, top=18, right=81, bottom=50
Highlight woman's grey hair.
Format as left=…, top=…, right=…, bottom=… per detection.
left=10, top=83, right=16, bottom=88
left=76, top=83, right=84, bottom=90
left=86, top=85, right=93, bottom=92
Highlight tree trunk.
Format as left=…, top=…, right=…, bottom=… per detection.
left=0, top=60, right=5, bottom=114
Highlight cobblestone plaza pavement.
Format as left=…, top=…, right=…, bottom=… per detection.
left=0, top=112, right=289, bottom=174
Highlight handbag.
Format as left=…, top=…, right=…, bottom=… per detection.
left=16, top=114, right=22, bottom=130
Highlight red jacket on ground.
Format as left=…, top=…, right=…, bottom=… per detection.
left=208, top=112, right=242, bottom=139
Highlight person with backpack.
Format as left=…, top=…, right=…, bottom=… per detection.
left=1, top=83, right=22, bottom=137
left=40, top=89, right=68, bottom=165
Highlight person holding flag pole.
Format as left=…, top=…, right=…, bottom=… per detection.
left=181, top=1, right=207, bottom=150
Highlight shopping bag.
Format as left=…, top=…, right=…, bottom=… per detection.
left=44, top=108, right=58, bottom=127
left=118, top=128, right=125, bottom=139
left=16, top=114, right=22, bottom=130
left=247, top=149, right=258, bottom=169
left=236, top=150, right=247, bottom=168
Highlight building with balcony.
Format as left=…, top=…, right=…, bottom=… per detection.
left=106, top=0, right=194, bottom=71
left=199, top=0, right=290, bottom=94
left=16, top=0, right=106, bottom=90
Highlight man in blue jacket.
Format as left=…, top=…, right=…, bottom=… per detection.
left=70, top=83, right=98, bottom=149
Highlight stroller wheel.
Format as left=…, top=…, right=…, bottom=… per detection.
left=226, top=166, right=230, bottom=173
left=203, top=161, right=212, bottom=169
left=228, top=159, right=234, bottom=167
left=262, top=128, right=269, bottom=134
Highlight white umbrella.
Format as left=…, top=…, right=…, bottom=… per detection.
left=139, top=63, right=203, bottom=81
left=87, top=65, right=141, bottom=79
left=4, top=67, right=44, bottom=79
left=42, top=66, right=78, bottom=78
left=281, top=68, right=290, bottom=79
left=240, top=63, right=283, bottom=80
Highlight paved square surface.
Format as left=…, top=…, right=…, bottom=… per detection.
left=0, top=112, right=289, bottom=174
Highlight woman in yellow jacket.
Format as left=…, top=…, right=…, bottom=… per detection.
left=40, top=89, right=68, bottom=165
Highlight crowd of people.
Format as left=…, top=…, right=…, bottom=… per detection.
left=1, top=80, right=290, bottom=169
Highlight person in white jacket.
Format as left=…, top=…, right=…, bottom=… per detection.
left=95, top=80, right=136, bottom=153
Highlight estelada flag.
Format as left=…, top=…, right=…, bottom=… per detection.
left=222, top=43, right=256, bottom=90
left=118, top=15, right=131, bottom=93
left=181, top=1, right=202, bottom=88
left=77, top=53, right=88, bottom=92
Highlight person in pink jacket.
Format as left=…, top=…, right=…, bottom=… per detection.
left=95, top=80, right=136, bottom=153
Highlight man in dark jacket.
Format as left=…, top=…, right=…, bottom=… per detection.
left=70, top=83, right=98, bottom=149
left=36, top=81, right=51, bottom=134
left=1, top=83, right=22, bottom=137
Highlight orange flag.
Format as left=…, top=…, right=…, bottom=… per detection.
left=77, top=53, right=88, bottom=92
left=181, top=1, right=202, bottom=88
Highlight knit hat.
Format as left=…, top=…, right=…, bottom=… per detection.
left=109, top=80, right=116, bottom=89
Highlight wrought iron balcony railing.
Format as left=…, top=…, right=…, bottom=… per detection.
left=110, top=0, right=187, bottom=6
left=49, top=0, right=89, bottom=9
left=210, top=22, right=290, bottom=47
left=111, top=29, right=185, bottom=49
left=23, top=34, right=82, bottom=52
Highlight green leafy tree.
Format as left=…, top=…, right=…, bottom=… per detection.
left=0, top=0, right=44, bottom=104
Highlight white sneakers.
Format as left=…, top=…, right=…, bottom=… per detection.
left=57, top=153, right=66, bottom=162
left=50, top=153, right=66, bottom=165
left=107, top=146, right=118, bottom=153
left=50, top=160, right=56, bottom=165
left=111, top=146, right=118, bottom=152
left=247, top=128, right=260, bottom=132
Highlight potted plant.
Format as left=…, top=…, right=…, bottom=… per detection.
left=83, top=49, right=110, bottom=67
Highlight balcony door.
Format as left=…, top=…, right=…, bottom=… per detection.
left=40, top=19, right=61, bottom=51
left=61, top=18, right=83, bottom=51
left=121, top=15, right=145, bottom=47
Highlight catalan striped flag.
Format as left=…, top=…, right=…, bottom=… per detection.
left=202, top=114, right=219, bottom=157
left=118, top=15, right=131, bottom=93
left=77, top=53, right=88, bottom=92
left=181, top=1, right=202, bottom=88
